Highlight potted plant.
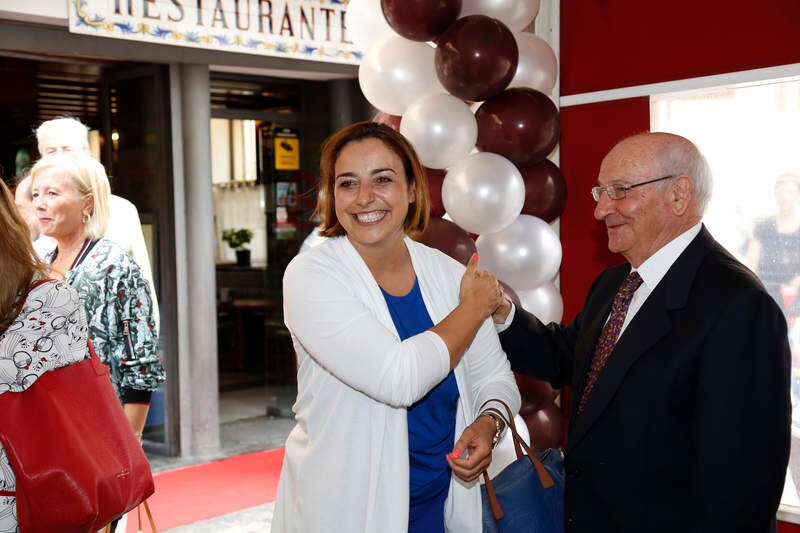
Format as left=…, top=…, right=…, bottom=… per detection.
left=221, top=228, right=254, bottom=267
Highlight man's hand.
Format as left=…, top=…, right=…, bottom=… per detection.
left=492, top=296, right=513, bottom=324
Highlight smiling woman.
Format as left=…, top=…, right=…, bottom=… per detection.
left=271, top=122, right=520, bottom=533
left=331, top=138, right=416, bottom=272
left=316, top=122, right=429, bottom=241
left=30, top=161, right=100, bottom=278
left=28, top=154, right=165, bottom=477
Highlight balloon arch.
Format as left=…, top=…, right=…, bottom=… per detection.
left=308, top=0, right=565, bottom=328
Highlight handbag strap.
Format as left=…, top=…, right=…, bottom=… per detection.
left=97, top=500, right=157, bottom=533
left=138, top=499, right=158, bottom=532
left=480, top=399, right=556, bottom=521
left=481, top=399, right=523, bottom=459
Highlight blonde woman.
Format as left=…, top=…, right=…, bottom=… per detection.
left=29, top=153, right=165, bottom=441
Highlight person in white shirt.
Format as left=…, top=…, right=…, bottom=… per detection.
left=492, top=132, right=790, bottom=532
left=35, top=116, right=159, bottom=333
left=272, top=122, right=520, bottom=533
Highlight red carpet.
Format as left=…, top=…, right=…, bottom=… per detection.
left=125, top=448, right=285, bottom=532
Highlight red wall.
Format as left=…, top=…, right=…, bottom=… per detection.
left=560, top=0, right=800, bottom=95
left=558, top=97, right=649, bottom=320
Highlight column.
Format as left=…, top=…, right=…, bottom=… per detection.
left=175, top=63, right=221, bottom=455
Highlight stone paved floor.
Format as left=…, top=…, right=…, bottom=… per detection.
left=163, top=503, right=275, bottom=532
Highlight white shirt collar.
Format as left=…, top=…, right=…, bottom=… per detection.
left=634, top=223, right=703, bottom=291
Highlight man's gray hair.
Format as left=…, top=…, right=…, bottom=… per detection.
left=35, top=116, right=90, bottom=154
left=657, top=135, right=713, bottom=215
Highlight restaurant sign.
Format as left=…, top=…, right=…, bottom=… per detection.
left=68, top=0, right=361, bottom=65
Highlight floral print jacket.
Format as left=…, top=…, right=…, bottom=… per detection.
left=55, top=238, right=166, bottom=399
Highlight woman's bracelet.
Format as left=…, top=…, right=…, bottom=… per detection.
left=480, top=412, right=503, bottom=448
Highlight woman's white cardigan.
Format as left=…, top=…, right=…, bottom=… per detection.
left=271, top=236, right=520, bottom=533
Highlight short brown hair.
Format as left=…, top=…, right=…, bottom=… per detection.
left=315, top=121, right=429, bottom=238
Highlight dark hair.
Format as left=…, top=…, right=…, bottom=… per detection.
left=315, top=121, right=429, bottom=238
left=0, top=180, right=47, bottom=334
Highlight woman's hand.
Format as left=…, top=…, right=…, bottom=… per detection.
left=432, top=253, right=508, bottom=369
left=459, top=253, right=505, bottom=318
left=446, top=415, right=497, bottom=482
left=124, top=403, right=150, bottom=443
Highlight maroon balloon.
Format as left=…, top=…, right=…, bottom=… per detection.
left=522, top=402, right=564, bottom=451
left=381, top=0, right=462, bottom=42
left=519, top=159, right=567, bottom=222
left=425, top=167, right=446, bottom=218
left=372, top=112, right=402, bottom=131
left=411, top=217, right=477, bottom=265
left=515, top=372, right=563, bottom=450
left=435, top=15, right=518, bottom=102
left=476, top=87, right=561, bottom=166
left=499, top=280, right=521, bottom=308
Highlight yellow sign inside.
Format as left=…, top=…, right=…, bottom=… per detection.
left=274, top=137, right=300, bottom=170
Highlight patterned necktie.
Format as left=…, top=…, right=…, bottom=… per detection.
left=577, top=271, right=643, bottom=417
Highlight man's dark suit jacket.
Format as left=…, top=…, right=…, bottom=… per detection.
left=499, top=227, right=791, bottom=532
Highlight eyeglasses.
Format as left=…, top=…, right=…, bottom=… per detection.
left=591, top=175, right=676, bottom=202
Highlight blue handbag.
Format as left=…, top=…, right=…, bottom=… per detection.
left=480, top=401, right=565, bottom=533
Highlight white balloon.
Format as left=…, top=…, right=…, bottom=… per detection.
left=400, top=93, right=476, bottom=169
left=509, top=32, right=558, bottom=94
left=476, top=215, right=562, bottom=291
left=460, top=0, right=541, bottom=32
left=442, top=152, right=524, bottom=235
left=358, top=36, right=444, bottom=115
left=518, top=283, right=564, bottom=324
left=346, top=0, right=397, bottom=53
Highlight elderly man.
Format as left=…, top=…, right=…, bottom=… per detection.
left=493, top=132, right=790, bottom=532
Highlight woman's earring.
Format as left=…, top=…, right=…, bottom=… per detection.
left=82, top=213, right=92, bottom=225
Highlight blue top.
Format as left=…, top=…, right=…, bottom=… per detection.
left=381, top=278, right=459, bottom=533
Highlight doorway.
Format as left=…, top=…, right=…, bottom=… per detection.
left=210, top=73, right=333, bottom=450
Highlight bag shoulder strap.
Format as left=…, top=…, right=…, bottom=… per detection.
left=480, top=399, right=523, bottom=457
left=138, top=499, right=158, bottom=532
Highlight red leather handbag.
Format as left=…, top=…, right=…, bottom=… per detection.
left=0, top=344, right=155, bottom=532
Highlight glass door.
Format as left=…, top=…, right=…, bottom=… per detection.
left=101, top=63, right=176, bottom=455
